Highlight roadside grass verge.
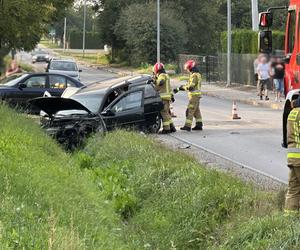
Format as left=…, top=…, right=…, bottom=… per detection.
left=1, top=104, right=297, bottom=249
left=77, top=131, right=290, bottom=249
left=0, top=105, right=125, bottom=249
left=53, top=50, right=110, bottom=66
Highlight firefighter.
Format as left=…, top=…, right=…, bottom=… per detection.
left=173, top=60, right=202, bottom=132
left=285, top=97, right=300, bottom=214
left=153, top=62, right=176, bottom=134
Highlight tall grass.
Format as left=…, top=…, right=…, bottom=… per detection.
left=1, top=104, right=299, bottom=249
left=0, top=105, right=125, bottom=249
left=78, top=131, right=280, bottom=249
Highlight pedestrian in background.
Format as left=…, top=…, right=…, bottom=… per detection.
left=271, top=57, right=285, bottom=102
left=173, top=60, right=202, bottom=132
left=254, top=54, right=263, bottom=93
left=285, top=97, right=300, bottom=214
left=257, top=56, right=271, bottom=101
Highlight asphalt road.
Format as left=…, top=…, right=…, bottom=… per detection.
left=17, top=50, right=115, bottom=84
left=17, top=49, right=288, bottom=182
left=171, top=92, right=288, bottom=182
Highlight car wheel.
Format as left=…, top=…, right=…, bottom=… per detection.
left=148, top=115, right=161, bottom=134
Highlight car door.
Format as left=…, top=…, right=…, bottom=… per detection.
left=16, top=75, right=47, bottom=107
left=102, top=90, right=145, bottom=130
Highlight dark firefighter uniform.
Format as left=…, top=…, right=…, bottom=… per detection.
left=155, top=73, right=174, bottom=132
left=285, top=104, right=300, bottom=212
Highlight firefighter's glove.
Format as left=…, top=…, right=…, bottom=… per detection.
left=171, top=94, right=175, bottom=103
left=146, top=79, right=154, bottom=85
left=188, top=86, right=195, bottom=91
left=173, top=88, right=179, bottom=94
left=179, top=85, right=185, bottom=91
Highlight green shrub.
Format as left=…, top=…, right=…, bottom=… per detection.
left=69, top=30, right=103, bottom=49
left=220, top=29, right=285, bottom=54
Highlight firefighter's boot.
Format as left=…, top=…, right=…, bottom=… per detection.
left=159, top=130, right=171, bottom=134
left=192, top=122, right=203, bottom=131
left=180, top=126, right=191, bottom=132
left=170, top=123, right=177, bottom=133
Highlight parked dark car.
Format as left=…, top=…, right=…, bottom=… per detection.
left=0, top=73, right=84, bottom=112
left=30, top=75, right=163, bottom=149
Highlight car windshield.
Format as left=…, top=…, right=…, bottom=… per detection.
left=0, top=74, right=28, bottom=86
left=71, top=94, right=103, bottom=113
left=56, top=93, right=104, bottom=117
left=49, top=61, right=78, bottom=71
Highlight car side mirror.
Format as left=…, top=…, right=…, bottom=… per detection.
left=101, top=109, right=115, bottom=116
left=258, top=30, right=272, bottom=53
left=19, top=83, right=27, bottom=89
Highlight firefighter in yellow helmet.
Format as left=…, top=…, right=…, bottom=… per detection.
left=284, top=97, right=300, bottom=214
left=173, top=60, right=202, bottom=132
left=153, top=62, right=176, bottom=134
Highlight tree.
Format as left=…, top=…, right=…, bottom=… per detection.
left=0, top=0, right=73, bottom=53
left=114, top=2, right=187, bottom=65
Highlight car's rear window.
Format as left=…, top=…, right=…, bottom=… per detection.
left=49, top=61, right=78, bottom=71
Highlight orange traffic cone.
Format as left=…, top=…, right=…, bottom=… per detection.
left=232, top=101, right=241, bottom=120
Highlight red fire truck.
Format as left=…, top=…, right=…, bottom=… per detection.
left=259, top=2, right=300, bottom=147
left=259, top=2, right=300, bottom=95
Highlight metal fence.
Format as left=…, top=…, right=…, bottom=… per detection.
left=178, top=53, right=257, bottom=85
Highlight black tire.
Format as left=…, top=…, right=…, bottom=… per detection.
left=148, top=115, right=161, bottom=134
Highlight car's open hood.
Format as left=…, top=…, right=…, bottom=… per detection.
left=30, top=97, right=92, bottom=117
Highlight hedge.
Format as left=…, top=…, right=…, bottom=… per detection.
left=69, top=30, right=104, bottom=49
left=220, top=29, right=285, bottom=54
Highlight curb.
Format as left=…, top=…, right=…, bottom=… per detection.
left=202, top=91, right=284, bottom=110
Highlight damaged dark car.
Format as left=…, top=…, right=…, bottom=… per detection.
left=30, top=75, right=163, bottom=150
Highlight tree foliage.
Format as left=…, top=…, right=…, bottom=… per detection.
left=0, top=0, right=73, bottom=52
left=114, top=2, right=187, bottom=65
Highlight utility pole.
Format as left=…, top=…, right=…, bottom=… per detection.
left=82, top=0, right=87, bottom=57
left=157, top=0, right=160, bottom=63
left=63, top=17, right=67, bottom=53
left=251, top=0, right=259, bottom=31
left=226, top=0, right=231, bottom=87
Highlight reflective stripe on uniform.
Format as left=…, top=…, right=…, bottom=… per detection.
left=188, top=104, right=194, bottom=109
left=163, top=121, right=170, bottom=126
left=185, top=119, right=192, bottom=125
left=287, top=153, right=300, bottom=159
left=160, top=93, right=171, bottom=99
left=288, top=110, right=299, bottom=121
left=196, top=118, right=202, bottom=123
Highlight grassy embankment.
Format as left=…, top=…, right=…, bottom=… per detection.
left=1, top=104, right=300, bottom=249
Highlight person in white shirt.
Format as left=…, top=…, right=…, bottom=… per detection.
left=257, top=56, right=271, bottom=101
